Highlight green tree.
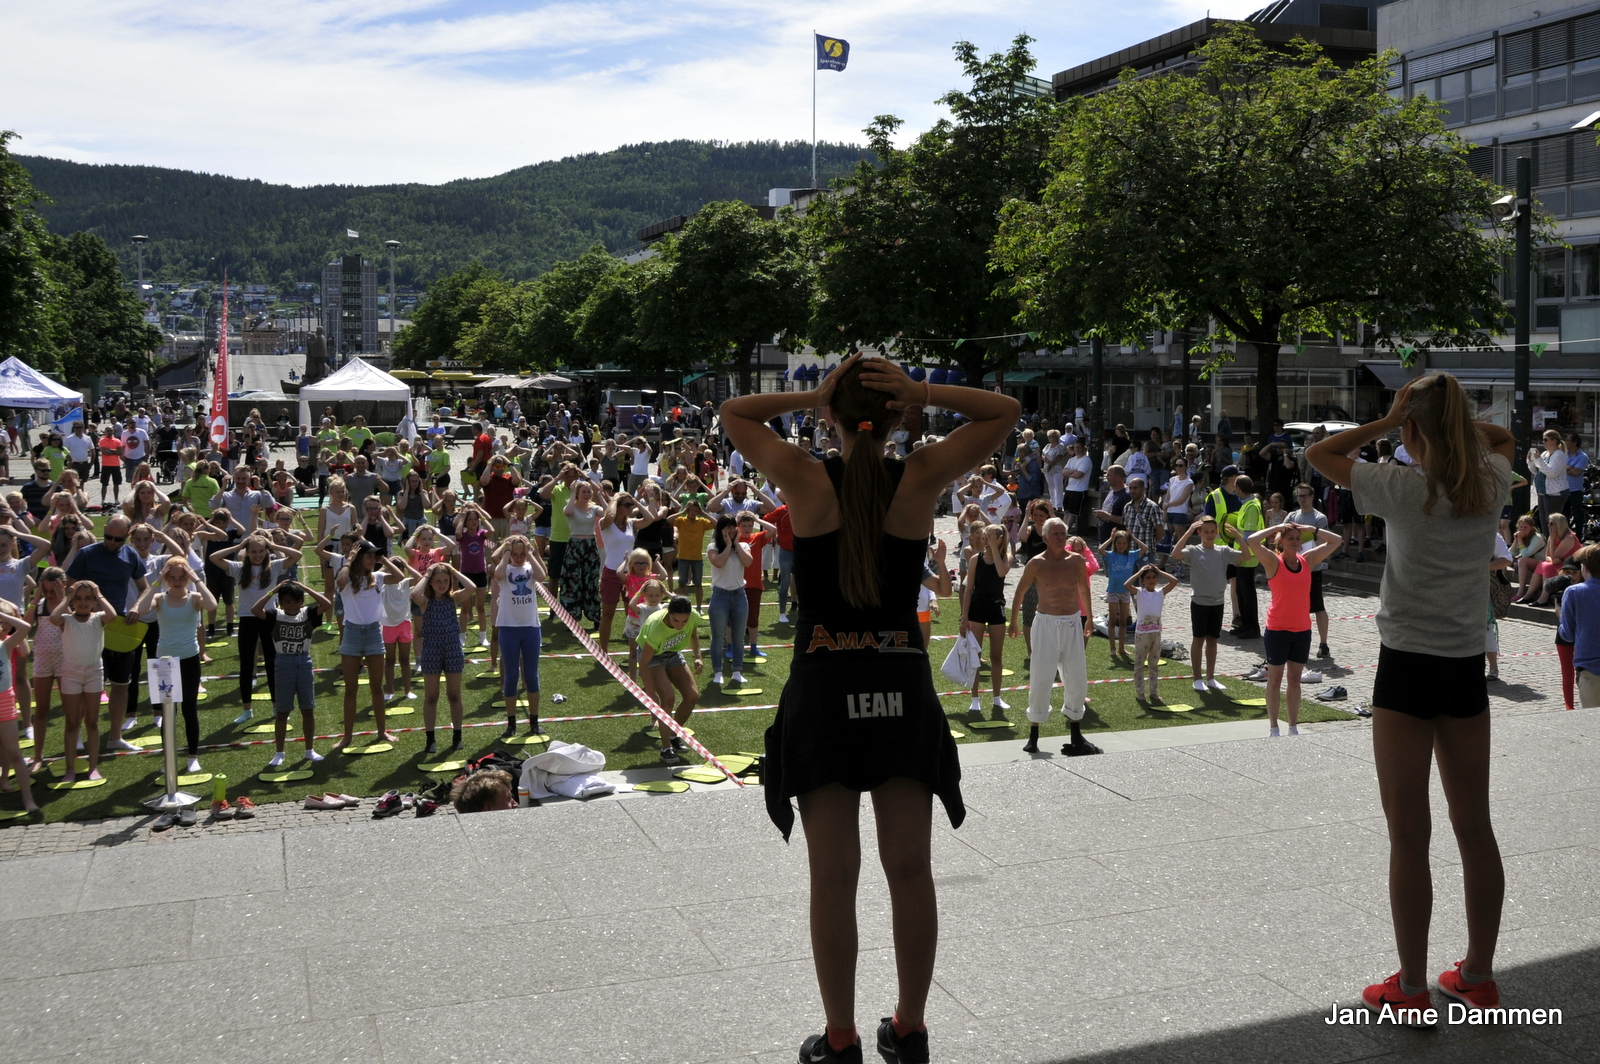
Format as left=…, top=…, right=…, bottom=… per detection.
left=572, top=256, right=671, bottom=370
left=41, top=231, right=164, bottom=383
left=0, top=130, right=56, bottom=363
left=636, top=201, right=810, bottom=393
left=520, top=245, right=622, bottom=369
left=807, top=35, right=1061, bottom=385
left=995, top=27, right=1510, bottom=432
left=391, top=262, right=507, bottom=368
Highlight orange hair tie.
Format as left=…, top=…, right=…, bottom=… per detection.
left=858, top=420, right=873, bottom=431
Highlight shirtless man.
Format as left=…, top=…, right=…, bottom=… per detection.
left=1008, top=517, right=1098, bottom=755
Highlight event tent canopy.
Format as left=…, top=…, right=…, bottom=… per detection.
left=0, top=356, right=83, bottom=408
left=297, top=358, right=412, bottom=428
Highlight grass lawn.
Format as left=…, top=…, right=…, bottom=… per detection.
left=4, top=529, right=1351, bottom=823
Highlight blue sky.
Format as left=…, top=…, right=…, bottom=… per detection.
left=4, top=1, right=1267, bottom=186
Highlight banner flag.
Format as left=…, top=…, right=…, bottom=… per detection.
left=816, top=34, right=849, bottom=71
left=346, top=229, right=359, bottom=238
left=211, top=271, right=230, bottom=445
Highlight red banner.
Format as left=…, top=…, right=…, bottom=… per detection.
left=210, top=272, right=229, bottom=446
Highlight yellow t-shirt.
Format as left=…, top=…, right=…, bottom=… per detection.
left=669, top=514, right=716, bottom=561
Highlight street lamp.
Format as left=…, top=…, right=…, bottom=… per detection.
left=131, top=234, right=147, bottom=284
left=384, top=240, right=401, bottom=355
left=1491, top=158, right=1533, bottom=514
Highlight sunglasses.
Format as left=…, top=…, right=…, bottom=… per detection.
left=104, top=534, right=126, bottom=544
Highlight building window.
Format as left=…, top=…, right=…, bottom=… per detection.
left=1538, top=247, right=1567, bottom=299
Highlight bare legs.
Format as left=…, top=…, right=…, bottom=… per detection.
left=1372, top=708, right=1502, bottom=987
left=334, top=653, right=392, bottom=750
left=797, top=779, right=937, bottom=1036
left=1264, top=661, right=1303, bottom=730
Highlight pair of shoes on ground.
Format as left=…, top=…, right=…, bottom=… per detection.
left=1361, top=963, right=1499, bottom=1023
left=305, top=792, right=361, bottom=811
left=799, top=1017, right=929, bottom=1063
left=208, top=796, right=257, bottom=820
left=1314, top=685, right=1349, bottom=701
left=153, top=806, right=202, bottom=831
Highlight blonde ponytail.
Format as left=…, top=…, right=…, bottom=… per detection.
left=1409, top=374, right=1494, bottom=517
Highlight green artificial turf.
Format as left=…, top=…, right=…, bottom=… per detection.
left=1, top=517, right=1352, bottom=822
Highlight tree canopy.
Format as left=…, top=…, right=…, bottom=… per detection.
left=807, top=35, right=1062, bottom=385
left=994, top=27, right=1510, bottom=431
left=0, top=131, right=160, bottom=384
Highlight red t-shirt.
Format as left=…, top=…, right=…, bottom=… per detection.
left=98, top=436, right=123, bottom=468
left=740, top=531, right=771, bottom=590
left=471, top=434, right=493, bottom=467
left=481, top=472, right=516, bottom=518
left=767, top=506, right=794, bottom=551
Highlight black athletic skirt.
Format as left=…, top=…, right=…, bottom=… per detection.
left=764, top=611, right=964, bottom=841
left=1371, top=643, right=1488, bottom=719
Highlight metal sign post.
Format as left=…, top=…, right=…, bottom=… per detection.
left=143, top=656, right=198, bottom=811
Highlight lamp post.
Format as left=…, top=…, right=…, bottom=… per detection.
left=384, top=240, right=401, bottom=356
left=1513, top=156, right=1532, bottom=517
left=1089, top=334, right=1104, bottom=491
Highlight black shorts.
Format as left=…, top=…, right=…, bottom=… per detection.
left=100, top=466, right=122, bottom=487
left=548, top=540, right=569, bottom=581
left=434, top=473, right=451, bottom=490
left=967, top=595, right=1006, bottom=627
left=1262, top=628, right=1312, bottom=666
left=1371, top=643, right=1488, bottom=719
left=1309, top=569, right=1325, bottom=615
left=71, top=461, right=92, bottom=481
left=1064, top=490, right=1085, bottom=520
left=101, top=647, right=136, bottom=686
left=466, top=570, right=488, bottom=588
left=1190, top=602, right=1224, bottom=639
left=1225, top=563, right=1238, bottom=581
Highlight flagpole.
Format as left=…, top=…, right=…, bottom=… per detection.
left=811, top=32, right=817, bottom=189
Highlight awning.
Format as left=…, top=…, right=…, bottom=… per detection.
left=983, top=370, right=1045, bottom=384
left=682, top=372, right=711, bottom=385
left=1363, top=360, right=1600, bottom=392
left=1359, top=360, right=1420, bottom=390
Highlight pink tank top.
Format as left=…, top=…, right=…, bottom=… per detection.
left=1265, top=555, right=1312, bottom=633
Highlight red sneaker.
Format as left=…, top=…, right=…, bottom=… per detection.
left=1361, top=972, right=1435, bottom=1024
left=1438, top=961, right=1499, bottom=1009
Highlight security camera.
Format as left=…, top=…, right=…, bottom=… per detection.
left=1491, top=194, right=1520, bottom=221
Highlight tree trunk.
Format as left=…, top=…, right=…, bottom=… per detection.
left=1248, top=337, right=1280, bottom=437
left=736, top=338, right=756, bottom=397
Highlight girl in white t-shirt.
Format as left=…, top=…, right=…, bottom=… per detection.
left=333, top=542, right=405, bottom=751
left=49, top=579, right=118, bottom=783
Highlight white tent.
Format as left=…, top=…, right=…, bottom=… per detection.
left=297, top=358, right=413, bottom=429
left=0, top=357, right=83, bottom=409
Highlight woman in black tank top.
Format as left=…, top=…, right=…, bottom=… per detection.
left=722, top=353, right=1018, bottom=1064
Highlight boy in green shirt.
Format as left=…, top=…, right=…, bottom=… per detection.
left=637, top=596, right=707, bottom=765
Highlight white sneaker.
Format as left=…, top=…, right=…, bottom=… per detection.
left=406, top=691, right=418, bottom=700
left=186, top=758, right=202, bottom=773
left=1301, top=669, right=1324, bottom=684
left=121, top=717, right=139, bottom=732
left=969, top=697, right=982, bottom=713
left=993, top=697, right=1010, bottom=711
left=778, top=613, right=789, bottom=624
left=712, top=672, right=725, bottom=686
left=479, top=631, right=490, bottom=647
left=153, top=715, right=163, bottom=730
left=1268, top=727, right=1280, bottom=739
left=730, top=672, right=746, bottom=686
left=1206, top=678, right=1227, bottom=692
left=267, top=752, right=284, bottom=768
left=306, top=749, right=324, bottom=762
left=1287, top=725, right=1301, bottom=736
left=110, top=738, right=141, bottom=753
left=459, top=632, right=467, bottom=649
left=1193, top=679, right=1208, bottom=693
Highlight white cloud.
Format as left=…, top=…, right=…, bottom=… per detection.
left=2, top=0, right=1267, bottom=185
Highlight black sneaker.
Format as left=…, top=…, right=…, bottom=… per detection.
left=876, top=1018, right=929, bottom=1064
left=799, top=1032, right=862, bottom=1063
left=1318, top=642, right=1331, bottom=658
left=672, top=737, right=688, bottom=753
left=423, top=737, right=438, bottom=756
left=1061, top=737, right=1103, bottom=756
left=660, top=748, right=683, bottom=765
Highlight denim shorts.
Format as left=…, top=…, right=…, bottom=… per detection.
left=274, top=654, right=316, bottom=715
left=677, top=559, right=703, bottom=587
left=340, top=620, right=385, bottom=657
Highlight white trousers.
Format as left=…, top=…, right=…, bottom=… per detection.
left=1028, top=613, right=1088, bottom=723
left=1045, top=470, right=1065, bottom=511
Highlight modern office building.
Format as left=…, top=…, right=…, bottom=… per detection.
left=1378, top=0, right=1600, bottom=438
left=321, top=255, right=378, bottom=358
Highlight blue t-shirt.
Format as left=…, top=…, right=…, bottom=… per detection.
left=66, top=543, right=147, bottom=614
left=1105, top=549, right=1141, bottom=595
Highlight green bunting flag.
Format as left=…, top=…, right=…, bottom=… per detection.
left=1531, top=342, right=1549, bottom=357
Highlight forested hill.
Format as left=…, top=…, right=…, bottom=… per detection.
left=19, top=139, right=870, bottom=286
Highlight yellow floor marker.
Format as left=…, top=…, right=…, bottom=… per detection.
left=1155, top=703, right=1196, bottom=713
left=673, top=767, right=729, bottom=784
left=48, top=777, right=108, bottom=790
left=1231, top=697, right=1268, bottom=707
left=633, top=780, right=689, bottom=794
left=418, top=760, right=466, bottom=773
left=343, top=743, right=393, bottom=755
left=723, top=688, right=764, bottom=697
left=967, top=720, right=1016, bottom=730
left=259, top=769, right=315, bottom=782
left=158, top=772, right=214, bottom=786
left=503, top=733, right=552, bottom=746
left=949, top=729, right=967, bottom=738
left=128, top=735, right=166, bottom=747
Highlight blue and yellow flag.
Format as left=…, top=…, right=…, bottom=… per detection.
left=816, top=34, right=850, bottom=72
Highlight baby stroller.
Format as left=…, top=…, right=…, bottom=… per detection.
left=156, top=448, right=181, bottom=483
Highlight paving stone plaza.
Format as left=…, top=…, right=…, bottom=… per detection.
left=1, top=565, right=1593, bottom=1063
